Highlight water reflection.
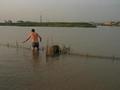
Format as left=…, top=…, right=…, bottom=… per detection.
left=32, top=51, right=40, bottom=60
left=31, top=50, right=61, bottom=70
left=46, top=55, right=60, bottom=64
left=111, top=59, right=120, bottom=64
left=31, top=50, right=52, bottom=72
left=31, top=51, right=41, bottom=71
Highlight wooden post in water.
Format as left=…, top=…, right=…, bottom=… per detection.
left=7, top=42, right=10, bottom=48
left=16, top=41, right=19, bottom=48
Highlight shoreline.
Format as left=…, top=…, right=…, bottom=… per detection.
left=0, top=22, right=96, bottom=28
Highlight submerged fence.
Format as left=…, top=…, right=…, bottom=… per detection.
left=0, top=42, right=31, bottom=50
left=69, top=53, right=120, bottom=60
left=0, top=42, right=120, bottom=60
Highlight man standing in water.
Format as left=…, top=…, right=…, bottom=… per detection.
left=23, top=29, right=42, bottom=51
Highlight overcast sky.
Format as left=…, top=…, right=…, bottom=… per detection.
left=0, top=0, right=120, bottom=22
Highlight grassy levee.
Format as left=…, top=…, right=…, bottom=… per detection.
left=0, top=22, right=96, bottom=27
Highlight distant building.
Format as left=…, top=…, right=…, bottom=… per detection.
left=103, top=21, right=120, bottom=26
left=103, top=21, right=113, bottom=26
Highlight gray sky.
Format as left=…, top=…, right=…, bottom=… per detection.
left=0, top=0, right=120, bottom=22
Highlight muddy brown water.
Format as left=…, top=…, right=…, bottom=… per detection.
left=0, top=46, right=120, bottom=90
left=0, top=26, right=120, bottom=90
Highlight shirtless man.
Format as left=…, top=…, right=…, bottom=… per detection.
left=23, top=29, right=42, bottom=51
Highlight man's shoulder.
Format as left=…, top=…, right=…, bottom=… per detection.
left=36, top=32, right=39, bottom=35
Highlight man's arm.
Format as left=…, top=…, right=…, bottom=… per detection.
left=22, top=36, right=31, bottom=43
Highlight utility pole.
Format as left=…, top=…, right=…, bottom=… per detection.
left=40, top=15, right=42, bottom=23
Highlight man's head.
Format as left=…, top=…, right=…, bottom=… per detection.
left=31, top=29, right=35, bottom=32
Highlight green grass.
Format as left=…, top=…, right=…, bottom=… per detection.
left=0, top=22, right=96, bottom=27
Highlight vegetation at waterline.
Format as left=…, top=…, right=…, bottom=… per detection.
left=0, top=21, right=96, bottom=27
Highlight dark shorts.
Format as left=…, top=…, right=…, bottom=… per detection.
left=32, top=42, right=39, bottom=48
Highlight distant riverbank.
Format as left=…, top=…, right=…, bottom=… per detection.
left=0, top=22, right=96, bottom=28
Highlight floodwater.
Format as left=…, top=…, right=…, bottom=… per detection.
left=0, top=26, right=120, bottom=56
left=0, top=26, right=120, bottom=90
